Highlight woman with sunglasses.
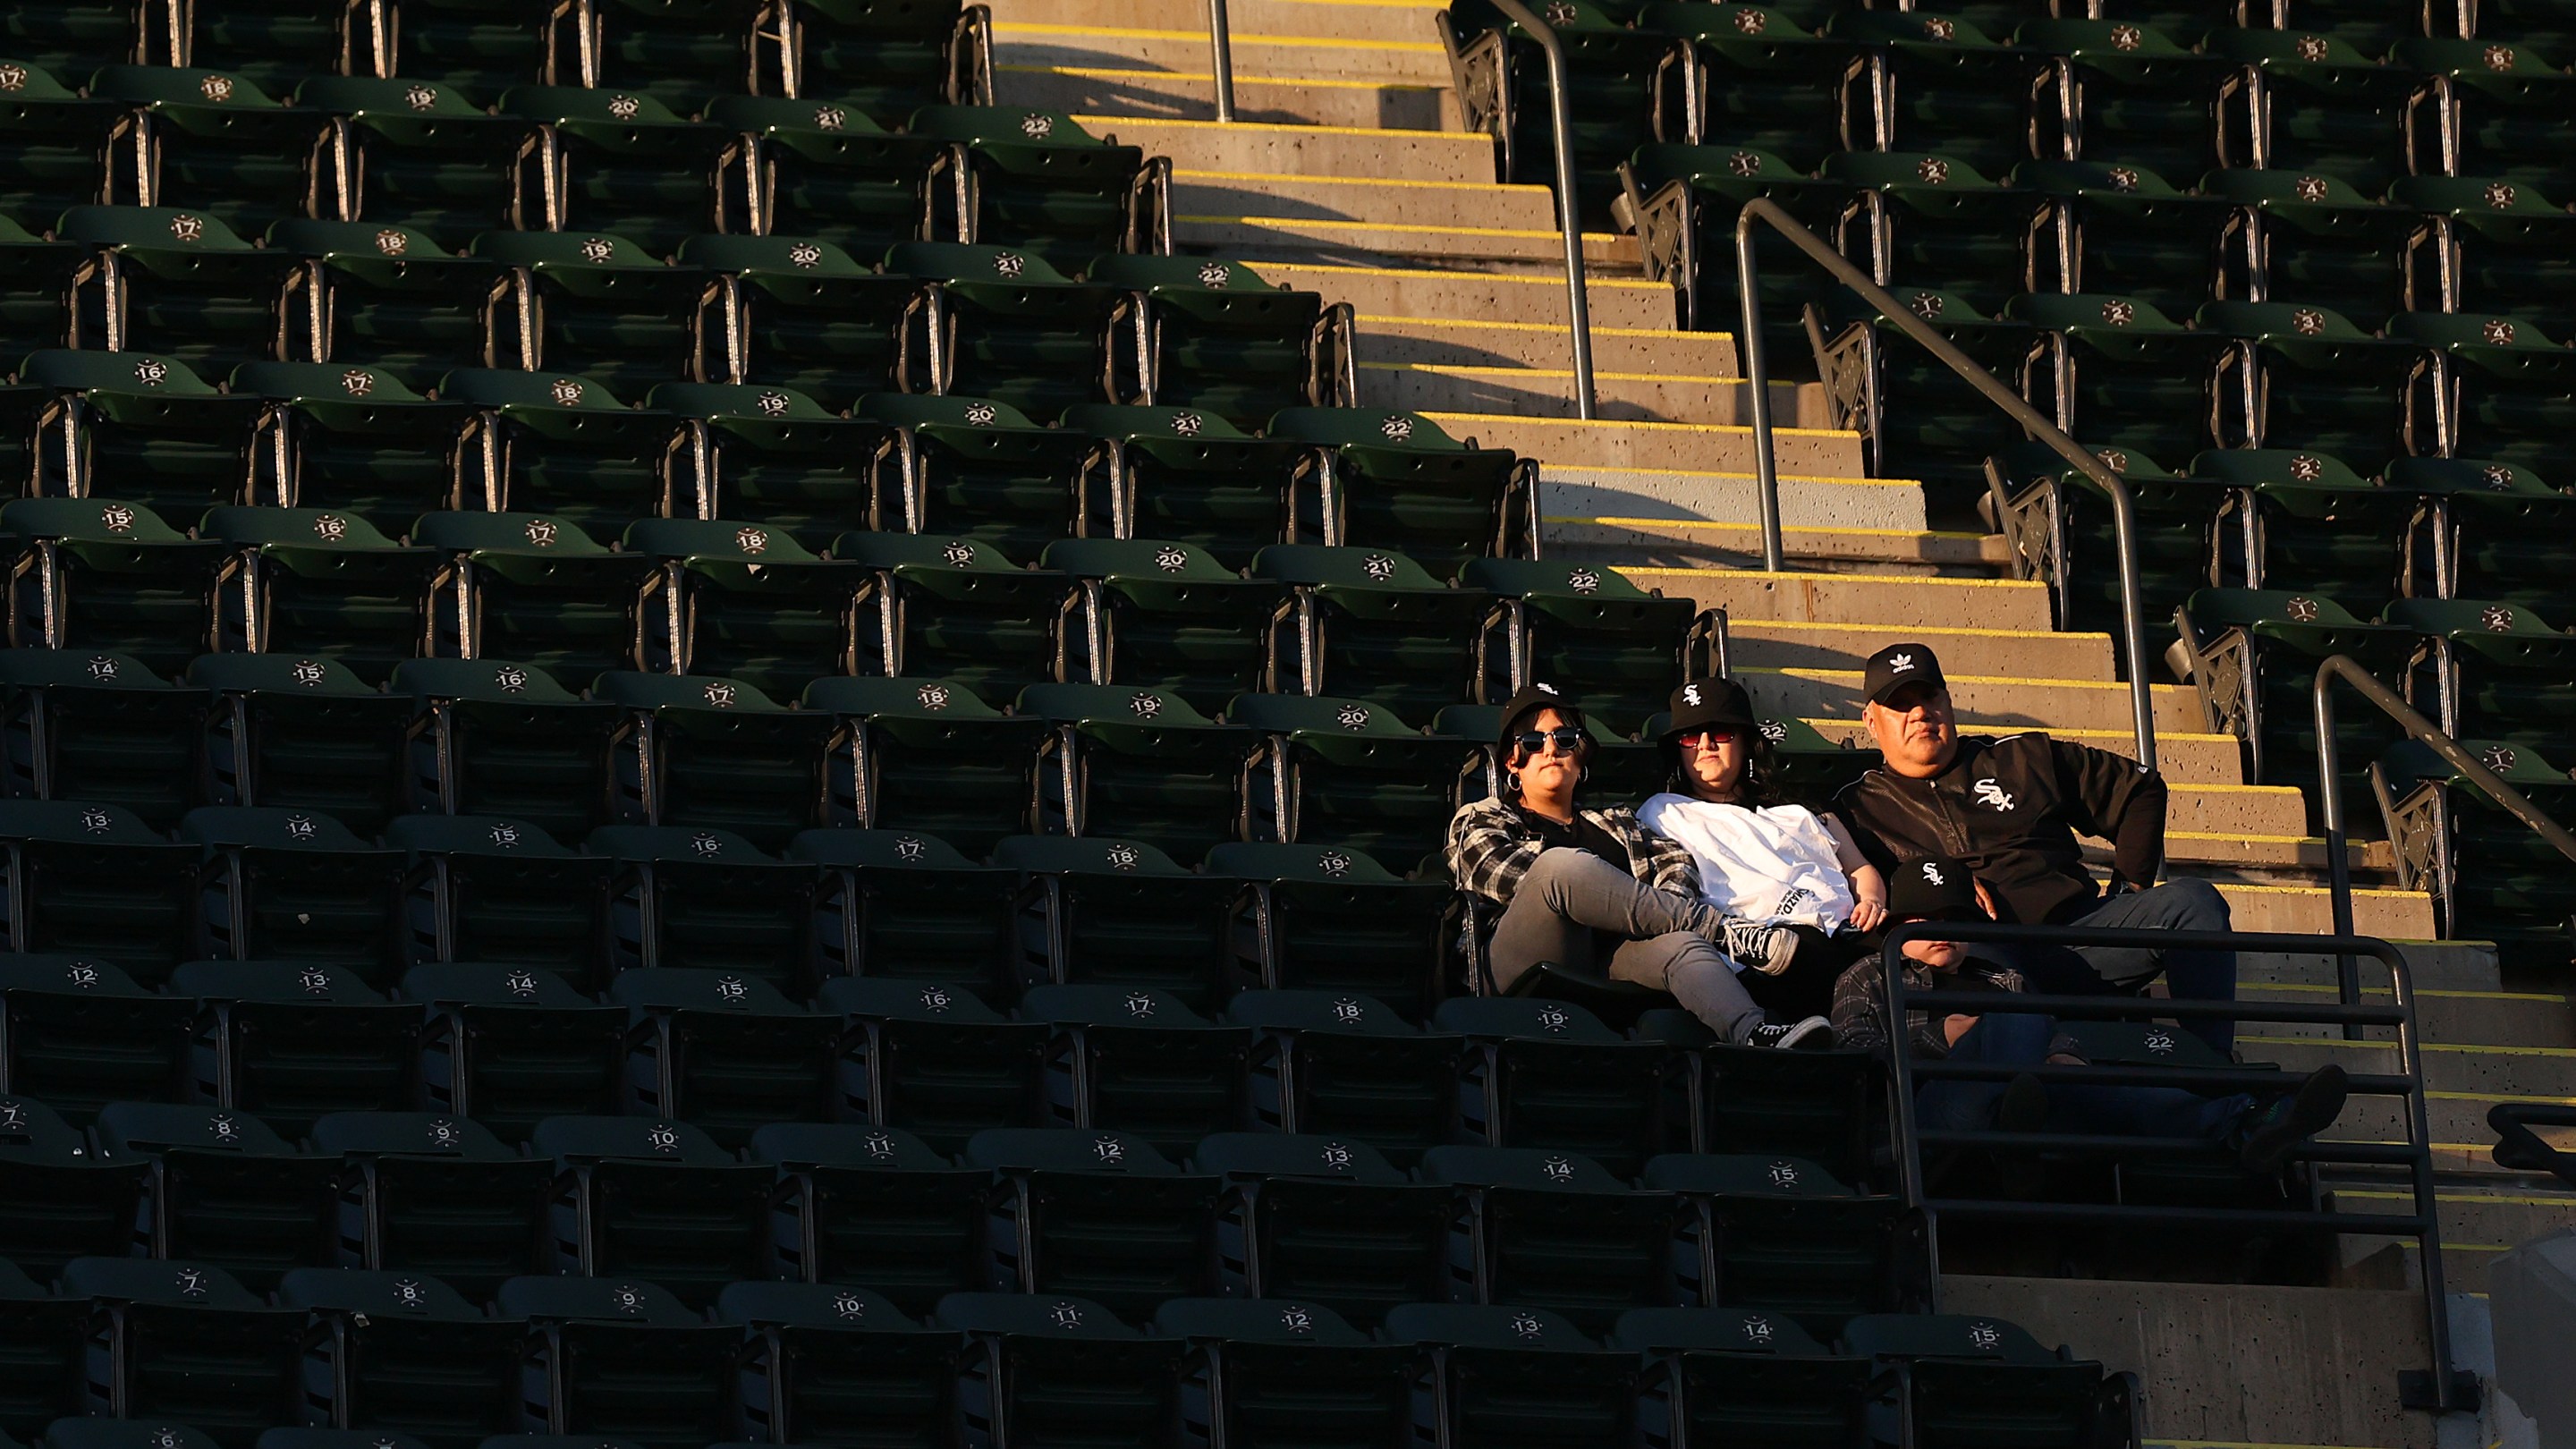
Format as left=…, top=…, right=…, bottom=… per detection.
left=1445, top=682, right=1833, bottom=1049
left=1636, top=676, right=1887, bottom=1021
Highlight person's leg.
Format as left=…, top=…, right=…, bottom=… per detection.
left=2044, top=1085, right=2248, bottom=1141
left=2066, top=878, right=2240, bottom=1055
left=1606, top=932, right=1772, bottom=1044
left=1911, top=1012, right=2054, bottom=1134
left=1483, top=850, right=1609, bottom=992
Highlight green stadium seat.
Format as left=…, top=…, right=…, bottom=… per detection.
left=989, top=833, right=1240, bottom=1009
left=1979, top=441, right=2219, bottom=647
left=1445, top=0, right=1688, bottom=227
left=496, top=87, right=738, bottom=258
left=57, top=206, right=301, bottom=373
left=1379, top=1301, right=1640, bottom=1449
left=1821, top=151, right=2045, bottom=318
left=1155, top=1295, right=1418, bottom=1445
left=1832, top=13, right=2046, bottom=180
left=1055, top=403, right=1306, bottom=571
left=2383, top=596, right=2574, bottom=752
left=0, top=954, right=193, bottom=1118
left=2195, top=300, right=2426, bottom=475
left=783, top=0, right=991, bottom=120
left=1042, top=538, right=1287, bottom=712
left=1463, top=556, right=1707, bottom=735
left=592, top=0, right=768, bottom=102
left=1250, top=545, right=1494, bottom=720
left=0, top=652, right=203, bottom=830
left=2389, top=174, right=2576, bottom=343
left=961, top=1126, right=1222, bottom=1318
left=19, top=348, right=260, bottom=515
left=407, top=512, right=655, bottom=682
left=89, top=67, right=323, bottom=241
left=1225, top=988, right=1461, bottom=1167
left=56, top=1255, right=304, bottom=1445
left=274, top=1267, right=525, bottom=1446
left=1208, top=845, right=1452, bottom=1018
left=590, top=671, right=833, bottom=850
left=701, top=97, right=946, bottom=260
left=717, top=1280, right=959, bottom=1446
left=0, top=797, right=199, bottom=966
left=256, top=230, right=514, bottom=395
left=1434, top=996, right=1677, bottom=1176
left=1641, top=1151, right=1922, bottom=1321
left=2390, top=309, right=2576, bottom=477
left=2021, top=21, right=2232, bottom=184
left=799, top=676, right=1042, bottom=850
left=587, top=824, right=821, bottom=991
left=938, top=1291, right=1191, bottom=1447
left=186, top=0, right=379, bottom=92
left=529, top=1114, right=773, bottom=1309
left=465, top=232, right=710, bottom=395
left=0, top=217, right=80, bottom=366
left=402, top=962, right=626, bottom=1136
left=171, top=959, right=416, bottom=1137
left=42, top=1422, right=226, bottom=1449
left=91, top=1102, right=341, bottom=1290
left=496, top=1274, right=736, bottom=1449
left=180, top=805, right=410, bottom=978
left=1224, top=697, right=1462, bottom=860
left=607, top=967, right=839, bottom=1147
left=1811, top=286, right=2044, bottom=522
left=1638, top=1009, right=1885, bottom=1189
left=2274, top=0, right=2423, bottom=55
left=294, top=79, right=543, bottom=250
left=231, top=358, right=479, bottom=520
left=391, top=661, right=623, bottom=840
left=0, top=1252, right=84, bottom=1438
left=1018, top=983, right=1251, bottom=1159
left=849, top=393, right=1093, bottom=562
left=2385, top=454, right=2576, bottom=615
left=2199, top=168, right=2422, bottom=325
left=2397, top=39, right=2576, bottom=203
left=1190, top=1131, right=1450, bottom=1328
left=2174, top=587, right=2416, bottom=817
left=792, top=824, right=1022, bottom=986
left=1419, top=1144, right=1686, bottom=1333
left=818, top=976, right=1049, bottom=1153
left=1015, top=683, right=1249, bottom=860
left=2479, top=0, right=2576, bottom=56
left=0, top=497, right=225, bottom=678
left=0, top=60, right=120, bottom=228
left=1841, top=1312, right=2135, bottom=1449
left=1082, top=258, right=1343, bottom=428
left=436, top=365, right=690, bottom=534
left=1637, top=4, right=1860, bottom=173
left=677, top=235, right=924, bottom=414
left=2374, top=735, right=2576, bottom=965
left=389, top=0, right=580, bottom=96
left=0, top=1093, right=147, bottom=1275
left=1613, top=1305, right=1874, bottom=1449
left=2207, top=29, right=2417, bottom=195
left=2015, top=161, right=2237, bottom=318
left=647, top=380, right=902, bottom=547
left=2005, top=293, right=2231, bottom=470
left=310, top=1110, right=565, bottom=1296
left=834, top=531, right=1068, bottom=698
left=184, top=652, right=412, bottom=835
left=2186, top=447, right=2413, bottom=610
left=1616, top=143, right=1864, bottom=351
left=753, top=1121, right=989, bottom=1317
left=623, top=516, right=863, bottom=693
left=1268, top=407, right=1530, bottom=578
left=911, top=106, right=1157, bottom=270
left=886, top=241, right=1135, bottom=416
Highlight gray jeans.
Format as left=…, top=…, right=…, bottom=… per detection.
left=1487, top=848, right=1767, bottom=1042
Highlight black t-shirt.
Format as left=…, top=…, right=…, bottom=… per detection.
left=1517, top=804, right=1628, bottom=872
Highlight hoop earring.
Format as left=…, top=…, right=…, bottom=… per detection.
left=1576, top=762, right=1589, bottom=787
left=1503, top=767, right=1521, bottom=795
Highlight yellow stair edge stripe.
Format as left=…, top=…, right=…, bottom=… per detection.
left=2430, top=1088, right=2576, bottom=1104
left=995, top=22, right=1447, bottom=51
left=2169, top=831, right=2318, bottom=844
left=1743, top=664, right=2194, bottom=695
left=1003, top=64, right=1444, bottom=91
left=2147, top=1442, right=2411, bottom=1449
left=1360, top=360, right=1749, bottom=385
left=2218, top=882, right=2425, bottom=900
left=1074, top=114, right=1480, bottom=140
left=1429, top=411, right=1831, bottom=435
left=1364, top=315, right=1734, bottom=343
left=2337, top=1188, right=2576, bottom=1206
left=1631, top=566, right=2036, bottom=586
left=1251, top=258, right=1671, bottom=290
left=2242, top=1035, right=2576, bottom=1059
left=1180, top=215, right=1609, bottom=241
left=1720, top=618, right=2112, bottom=639
left=1176, top=167, right=1542, bottom=191
left=2251, top=982, right=2563, bottom=1003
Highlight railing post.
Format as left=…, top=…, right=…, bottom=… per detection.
left=1733, top=213, right=1786, bottom=572
left=1205, top=0, right=1236, bottom=122
left=1487, top=0, right=1598, bottom=421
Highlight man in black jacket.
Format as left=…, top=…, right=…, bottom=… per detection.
left=1831, top=642, right=2241, bottom=1052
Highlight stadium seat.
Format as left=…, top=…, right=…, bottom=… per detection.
left=1445, top=0, right=1686, bottom=227
left=389, top=816, right=618, bottom=989
left=647, top=380, right=901, bottom=547
left=699, top=97, right=945, bottom=261
left=1043, top=538, right=1286, bottom=711
left=172, top=959, right=415, bottom=1137
left=1822, top=151, right=2045, bottom=318
left=409, top=513, right=656, bottom=680
left=800, top=676, right=1042, bottom=850
left=2007, top=293, right=2231, bottom=470
left=623, top=517, right=862, bottom=692
left=0, top=651, right=209, bottom=828
left=591, top=0, right=767, bottom=99
left=181, top=806, right=409, bottom=979
left=1834, top=13, right=2046, bottom=179
left=2393, top=309, right=2576, bottom=477
left=1810, top=285, right=2044, bottom=521
left=1250, top=545, right=1493, bottom=721
left=679, top=237, right=923, bottom=415
left=1419, top=1145, right=1686, bottom=1332
left=2375, top=736, right=2576, bottom=963
left=781, top=0, right=992, bottom=116
left=2174, top=587, right=2416, bottom=817
left=1082, top=258, right=1343, bottom=428
left=185, top=653, right=412, bottom=835
left=498, top=1274, right=736, bottom=1448
left=2385, top=454, right=2576, bottom=614
left=1463, top=557, right=1708, bottom=735
left=936, top=1291, right=1191, bottom=1449
left=0, top=60, right=121, bottom=229
left=1208, top=846, right=1452, bottom=1018
left=41, top=1421, right=226, bottom=1449
left=393, top=660, right=620, bottom=835
left=254, top=244, right=512, bottom=419
left=1614, top=1305, right=1874, bottom=1449
left=0, top=1094, right=148, bottom=1275
left=0, top=954, right=193, bottom=1117
left=849, top=394, right=1092, bottom=563
left=0, top=798, right=199, bottom=968
left=610, top=967, right=839, bottom=1147
left=1, top=498, right=227, bottom=680
left=792, top=825, right=1022, bottom=985
left=530, top=1114, right=773, bottom=1309
left=1638, top=4, right=1858, bottom=172
left=20, top=349, right=261, bottom=515
left=886, top=242, right=1132, bottom=416
left=718, top=1280, right=959, bottom=1446
left=57, top=1255, right=304, bottom=1445
left=1228, top=695, right=1462, bottom=858
left=1640, top=1010, right=1885, bottom=1190
left=2398, top=38, right=2576, bottom=203
left=1841, top=1312, right=2135, bottom=1449
left=1642, top=1152, right=1922, bottom=1320
left=1380, top=1301, right=1640, bottom=1449
left=2022, top=21, right=2232, bottom=184
left=388, top=0, right=580, bottom=96
left=275, top=1267, right=525, bottom=1445
left=1979, top=441, right=2221, bottom=643
left=1016, top=684, right=1248, bottom=860
left=310, top=1103, right=558, bottom=1299
left=89, top=67, right=322, bottom=241
left=57, top=207, right=301, bottom=373
left=2186, top=447, right=2413, bottom=610
left=592, top=671, right=832, bottom=849
left=2384, top=597, right=2574, bottom=752
left=0, top=1252, right=83, bottom=1438
left=1228, top=989, right=1458, bottom=1166
left=1616, top=142, right=1853, bottom=347
left=989, top=834, right=1240, bottom=1009
left=92, top=1102, right=340, bottom=1289
left=819, top=976, right=1049, bottom=1152
left=2389, top=174, right=2576, bottom=343
left=2016, top=160, right=2237, bottom=318
left=1155, top=1296, right=1417, bottom=1447
left=588, top=824, right=821, bottom=990
left=2200, top=169, right=2420, bottom=325
left=964, top=1127, right=1222, bottom=1318
left=497, top=87, right=735, bottom=258
left=754, top=1121, right=990, bottom=1317
left=911, top=106, right=1157, bottom=269
left=2197, top=300, right=2425, bottom=476
left=1192, top=1131, right=1450, bottom=1329
left=402, top=962, right=624, bottom=1136
left=197, top=505, right=439, bottom=683
left=835, top=532, right=1070, bottom=698
left=1018, top=983, right=1252, bottom=1158
left=1054, top=403, right=1303, bottom=570
left=0, top=216, right=80, bottom=366
left=1270, top=408, right=1530, bottom=579
left=2207, top=29, right=2417, bottom=196
left=293, top=79, right=542, bottom=250
left=437, top=367, right=690, bottom=536
left=1435, top=996, right=1676, bottom=1175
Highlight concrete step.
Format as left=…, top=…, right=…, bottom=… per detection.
left=2246, top=982, right=2575, bottom=1050
left=1795, top=718, right=2256, bottom=789
left=1357, top=315, right=1741, bottom=374
left=1000, top=63, right=1454, bottom=130
left=1170, top=169, right=1552, bottom=231
left=2207, top=881, right=2434, bottom=938
left=1359, top=362, right=1794, bottom=425
left=1727, top=621, right=2114, bottom=679
left=1547, top=518, right=1997, bottom=572
left=2148, top=832, right=2314, bottom=869
left=2249, top=1035, right=2576, bottom=1108
left=989, top=0, right=1446, bottom=43
left=1739, top=665, right=2207, bottom=736
left=1072, top=117, right=1495, bottom=182
left=2326, top=1183, right=2575, bottom=1297
left=1620, top=566, right=2051, bottom=630
left=1244, top=260, right=1678, bottom=328
left=1174, top=211, right=1634, bottom=267
left=995, top=22, right=1453, bottom=84
left=1442, top=415, right=1863, bottom=477
left=2241, top=943, right=2503, bottom=994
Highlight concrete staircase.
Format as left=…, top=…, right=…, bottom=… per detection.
left=982, top=4, right=2573, bottom=1442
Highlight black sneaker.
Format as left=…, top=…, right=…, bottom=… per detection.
left=1996, top=1072, right=2050, bottom=1135
left=1741, top=1015, right=1833, bottom=1051
left=2238, top=1062, right=2350, bottom=1175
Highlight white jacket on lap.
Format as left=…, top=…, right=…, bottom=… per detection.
left=1638, top=793, right=1855, bottom=932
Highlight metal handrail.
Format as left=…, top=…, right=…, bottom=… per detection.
left=1482, top=0, right=1599, bottom=420
left=1206, top=0, right=1237, bottom=122
left=1733, top=197, right=2157, bottom=771
left=1877, top=919, right=2471, bottom=1415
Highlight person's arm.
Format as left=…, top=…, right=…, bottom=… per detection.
left=1445, top=801, right=1541, bottom=904
left=1819, top=812, right=1887, bottom=932
left=1827, top=960, right=1887, bottom=1053
left=1636, top=821, right=1702, bottom=898
left=2052, top=737, right=2169, bottom=893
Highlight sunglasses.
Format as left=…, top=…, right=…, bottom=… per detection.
left=1511, top=727, right=1586, bottom=757
left=1675, top=726, right=1743, bottom=747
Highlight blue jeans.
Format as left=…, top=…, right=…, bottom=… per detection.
left=1914, top=1013, right=2249, bottom=1140
left=2023, top=879, right=2240, bottom=1055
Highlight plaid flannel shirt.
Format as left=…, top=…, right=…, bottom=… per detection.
left=1445, top=796, right=1700, bottom=905
left=1829, top=953, right=2027, bottom=1058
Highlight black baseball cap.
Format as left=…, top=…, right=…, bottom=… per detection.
left=1861, top=642, right=1948, bottom=708
left=1496, top=682, right=1585, bottom=752
left=1885, top=855, right=1981, bottom=922
left=1660, top=676, right=1758, bottom=739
